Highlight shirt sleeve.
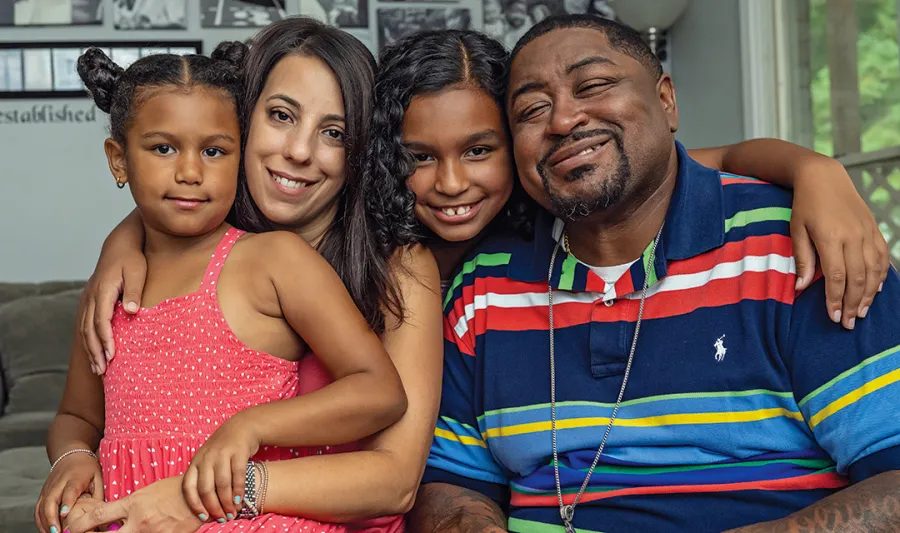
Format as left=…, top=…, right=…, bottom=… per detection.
left=421, top=288, right=510, bottom=507
left=787, top=267, right=900, bottom=483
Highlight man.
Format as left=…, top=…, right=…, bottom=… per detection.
left=408, top=14, right=900, bottom=533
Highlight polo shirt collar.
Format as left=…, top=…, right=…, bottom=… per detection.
left=508, top=141, right=726, bottom=294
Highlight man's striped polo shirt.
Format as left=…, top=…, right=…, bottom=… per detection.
left=422, top=142, right=900, bottom=533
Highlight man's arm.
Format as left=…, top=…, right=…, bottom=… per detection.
left=759, top=265, right=900, bottom=533
left=407, top=483, right=508, bottom=533
left=725, top=470, right=900, bottom=533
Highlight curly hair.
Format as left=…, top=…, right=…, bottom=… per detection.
left=77, top=41, right=247, bottom=145
left=230, top=17, right=402, bottom=334
left=371, top=30, right=538, bottom=243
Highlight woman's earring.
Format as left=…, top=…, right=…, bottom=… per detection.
left=116, top=179, right=126, bottom=189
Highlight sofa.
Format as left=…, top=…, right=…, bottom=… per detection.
left=0, top=281, right=84, bottom=532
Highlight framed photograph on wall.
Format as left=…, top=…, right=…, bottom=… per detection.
left=51, top=48, right=83, bottom=90
left=201, top=0, right=287, bottom=28
left=113, top=0, right=188, bottom=30
left=0, top=50, right=24, bottom=91
left=482, top=0, right=615, bottom=50
left=299, top=0, right=368, bottom=29
left=0, top=41, right=202, bottom=99
left=377, top=7, right=471, bottom=51
left=0, top=0, right=103, bottom=27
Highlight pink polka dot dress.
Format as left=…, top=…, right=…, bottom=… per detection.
left=100, top=228, right=404, bottom=533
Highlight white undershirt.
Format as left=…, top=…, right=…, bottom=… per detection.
left=587, top=260, right=637, bottom=289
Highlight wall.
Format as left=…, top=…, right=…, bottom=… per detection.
left=670, top=0, right=745, bottom=149
left=0, top=0, right=746, bottom=282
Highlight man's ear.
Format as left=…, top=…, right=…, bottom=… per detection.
left=104, top=138, right=128, bottom=187
left=657, top=73, right=679, bottom=133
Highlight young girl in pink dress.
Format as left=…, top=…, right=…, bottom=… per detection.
left=44, top=43, right=407, bottom=533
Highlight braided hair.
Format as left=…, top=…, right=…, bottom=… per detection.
left=77, top=41, right=248, bottom=144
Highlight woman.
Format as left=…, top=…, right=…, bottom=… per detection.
left=44, top=21, right=887, bottom=533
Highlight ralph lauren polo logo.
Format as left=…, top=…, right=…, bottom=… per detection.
left=714, top=335, right=727, bottom=362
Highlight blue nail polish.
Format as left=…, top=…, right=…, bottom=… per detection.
left=51, top=527, right=59, bottom=533
left=226, top=513, right=234, bottom=520
left=198, top=513, right=208, bottom=521
left=234, top=495, right=242, bottom=504
left=60, top=505, right=69, bottom=513
left=217, top=517, right=226, bottom=523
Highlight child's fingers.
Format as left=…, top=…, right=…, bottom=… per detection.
left=232, top=456, right=246, bottom=512
left=59, top=481, right=83, bottom=518
left=38, top=485, right=63, bottom=533
left=182, top=465, right=209, bottom=522
left=215, top=457, right=235, bottom=519
left=33, top=494, right=53, bottom=533
left=89, top=470, right=105, bottom=499
left=197, top=463, right=227, bottom=522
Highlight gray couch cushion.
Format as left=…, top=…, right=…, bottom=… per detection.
left=0, top=282, right=85, bottom=307
left=0, top=446, right=49, bottom=532
left=0, top=412, right=56, bottom=450
left=0, top=289, right=82, bottom=416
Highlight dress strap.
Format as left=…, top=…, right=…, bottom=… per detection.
left=200, top=227, right=245, bottom=292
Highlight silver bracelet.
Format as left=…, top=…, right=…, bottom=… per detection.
left=50, top=449, right=98, bottom=473
left=238, top=461, right=260, bottom=519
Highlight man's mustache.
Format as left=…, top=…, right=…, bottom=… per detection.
left=538, top=128, right=621, bottom=172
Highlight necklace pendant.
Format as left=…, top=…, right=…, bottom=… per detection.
left=561, top=505, right=576, bottom=533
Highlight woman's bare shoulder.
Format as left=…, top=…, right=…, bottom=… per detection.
left=389, top=244, right=440, bottom=287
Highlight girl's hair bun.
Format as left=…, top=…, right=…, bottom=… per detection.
left=211, top=41, right=249, bottom=70
left=76, top=47, right=124, bottom=113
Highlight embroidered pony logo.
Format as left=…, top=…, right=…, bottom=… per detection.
left=714, top=335, right=727, bottom=362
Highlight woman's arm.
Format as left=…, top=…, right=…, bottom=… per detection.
left=182, top=232, right=411, bottom=521
left=36, top=325, right=106, bottom=533
left=252, top=231, right=409, bottom=444
left=688, top=139, right=889, bottom=330
left=82, top=208, right=147, bottom=374
left=261, top=245, right=443, bottom=521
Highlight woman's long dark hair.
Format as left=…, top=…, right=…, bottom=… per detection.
left=370, top=30, right=538, bottom=243
left=231, top=17, right=403, bottom=333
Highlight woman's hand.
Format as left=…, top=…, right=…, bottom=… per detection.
left=791, top=158, right=889, bottom=329
left=79, top=241, right=147, bottom=375
left=34, top=452, right=103, bottom=533
left=61, top=497, right=106, bottom=531
left=182, top=413, right=261, bottom=523
left=63, top=476, right=202, bottom=533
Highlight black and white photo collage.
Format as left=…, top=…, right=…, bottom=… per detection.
left=1, top=0, right=616, bottom=73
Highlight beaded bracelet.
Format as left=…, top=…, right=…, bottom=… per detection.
left=50, top=449, right=97, bottom=473
left=257, top=461, right=269, bottom=515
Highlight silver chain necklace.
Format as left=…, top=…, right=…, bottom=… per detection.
left=548, top=224, right=664, bottom=533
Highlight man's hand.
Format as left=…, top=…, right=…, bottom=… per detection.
left=407, top=483, right=508, bottom=533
